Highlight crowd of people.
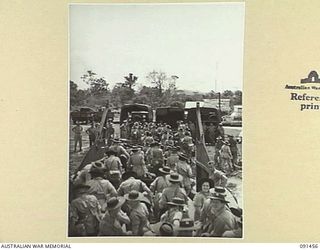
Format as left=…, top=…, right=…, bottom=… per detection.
left=69, top=119, right=242, bottom=237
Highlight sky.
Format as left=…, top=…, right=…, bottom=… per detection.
left=70, top=3, right=245, bottom=93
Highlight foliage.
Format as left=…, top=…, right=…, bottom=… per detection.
left=111, top=83, right=135, bottom=106
left=71, top=70, right=242, bottom=110
left=81, top=70, right=109, bottom=96
left=123, top=73, right=138, bottom=89
left=146, top=70, right=168, bottom=96
left=70, top=81, right=89, bottom=107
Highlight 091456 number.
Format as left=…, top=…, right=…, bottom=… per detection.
left=300, top=244, right=319, bottom=248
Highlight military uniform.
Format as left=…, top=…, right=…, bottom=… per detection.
left=167, top=153, right=179, bottom=170
left=72, top=125, right=83, bottom=152
left=176, top=161, right=193, bottom=195
left=69, top=194, right=101, bottom=236
left=159, top=186, right=188, bottom=210
left=117, top=177, right=151, bottom=196
left=86, top=177, right=117, bottom=210
left=128, top=152, right=147, bottom=178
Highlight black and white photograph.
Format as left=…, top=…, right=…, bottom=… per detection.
left=68, top=3, right=244, bottom=238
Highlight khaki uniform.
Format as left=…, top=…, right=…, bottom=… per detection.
left=86, top=177, right=117, bottom=209
left=176, top=161, right=193, bottom=195
left=129, top=203, right=153, bottom=236
left=69, top=194, right=101, bottom=236
left=167, top=154, right=179, bottom=170
left=128, top=152, right=147, bottom=178
left=72, top=125, right=83, bottom=151
left=159, top=185, right=188, bottom=210
left=117, top=177, right=151, bottom=196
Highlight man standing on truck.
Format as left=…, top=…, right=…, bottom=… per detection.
left=72, top=122, right=83, bottom=152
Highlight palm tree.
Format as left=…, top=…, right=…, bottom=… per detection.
left=124, top=73, right=138, bottom=89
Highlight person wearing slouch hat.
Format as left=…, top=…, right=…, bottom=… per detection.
left=198, top=187, right=238, bottom=237
left=124, top=190, right=154, bottom=236
left=149, top=166, right=171, bottom=221
left=208, top=188, right=238, bottom=237
left=86, top=166, right=117, bottom=211
left=128, top=146, right=147, bottom=178
left=176, top=217, right=201, bottom=237
left=160, top=197, right=185, bottom=226
left=159, top=173, right=188, bottom=213
left=99, top=197, right=130, bottom=236
left=176, top=153, right=193, bottom=195
left=69, top=184, right=102, bottom=236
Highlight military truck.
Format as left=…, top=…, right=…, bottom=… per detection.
left=70, top=107, right=96, bottom=124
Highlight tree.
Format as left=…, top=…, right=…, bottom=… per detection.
left=111, top=83, right=135, bottom=106
left=233, top=90, right=242, bottom=105
left=146, top=70, right=168, bottom=97
left=222, top=90, right=234, bottom=98
left=69, top=80, right=89, bottom=107
left=124, top=73, right=138, bottom=90
left=70, top=81, right=78, bottom=106
left=81, top=70, right=109, bottom=96
left=169, top=101, right=184, bottom=109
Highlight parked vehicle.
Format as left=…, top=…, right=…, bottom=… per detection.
left=70, top=107, right=96, bottom=124
left=155, top=107, right=184, bottom=128
left=120, top=104, right=153, bottom=124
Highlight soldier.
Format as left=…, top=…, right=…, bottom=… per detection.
left=105, top=120, right=115, bottom=146
left=128, top=147, right=147, bottom=178
left=203, top=188, right=238, bottom=237
left=143, top=131, right=154, bottom=147
left=150, top=166, right=171, bottom=221
left=159, top=173, right=188, bottom=213
left=69, top=184, right=102, bottom=236
left=109, top=139, right=130, bottom=160
left=214, top=136, right=224, bottom=167
left=207, top=123, right=216, bottom=145
left=104, top=149, right=123, bottom=188
left=216, top=123, right=225, bottom=139
left=160, top=197, right=185, bottom=229
left=176, top=218, right=200, bottom=237
left=181, top=131, right=194, bottom=157
left=146, top=142, right=164, bottom=174
left=86, top=123, right=96, bottom=147
left=124, top=191, right=154, bottom=236
left=166, top=147, right=179, bottom=171
left=219, top=141, right=233, bottom=174
left=98, top=197, right=130, bottom=236
left=130, top=125, right=142, bottom=145
left=86, top=167, right=117, bottom=211
left=120, top=120, right=129, bottom=139
left=228, top=135, right=238, bottom=169
left=207, top=161, right=228, bottom=187
left=72, top=122, right=83, bottom=152
left=117, top=171, right=152, bottom=198
left=176, top=154, right=193, bottom=196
